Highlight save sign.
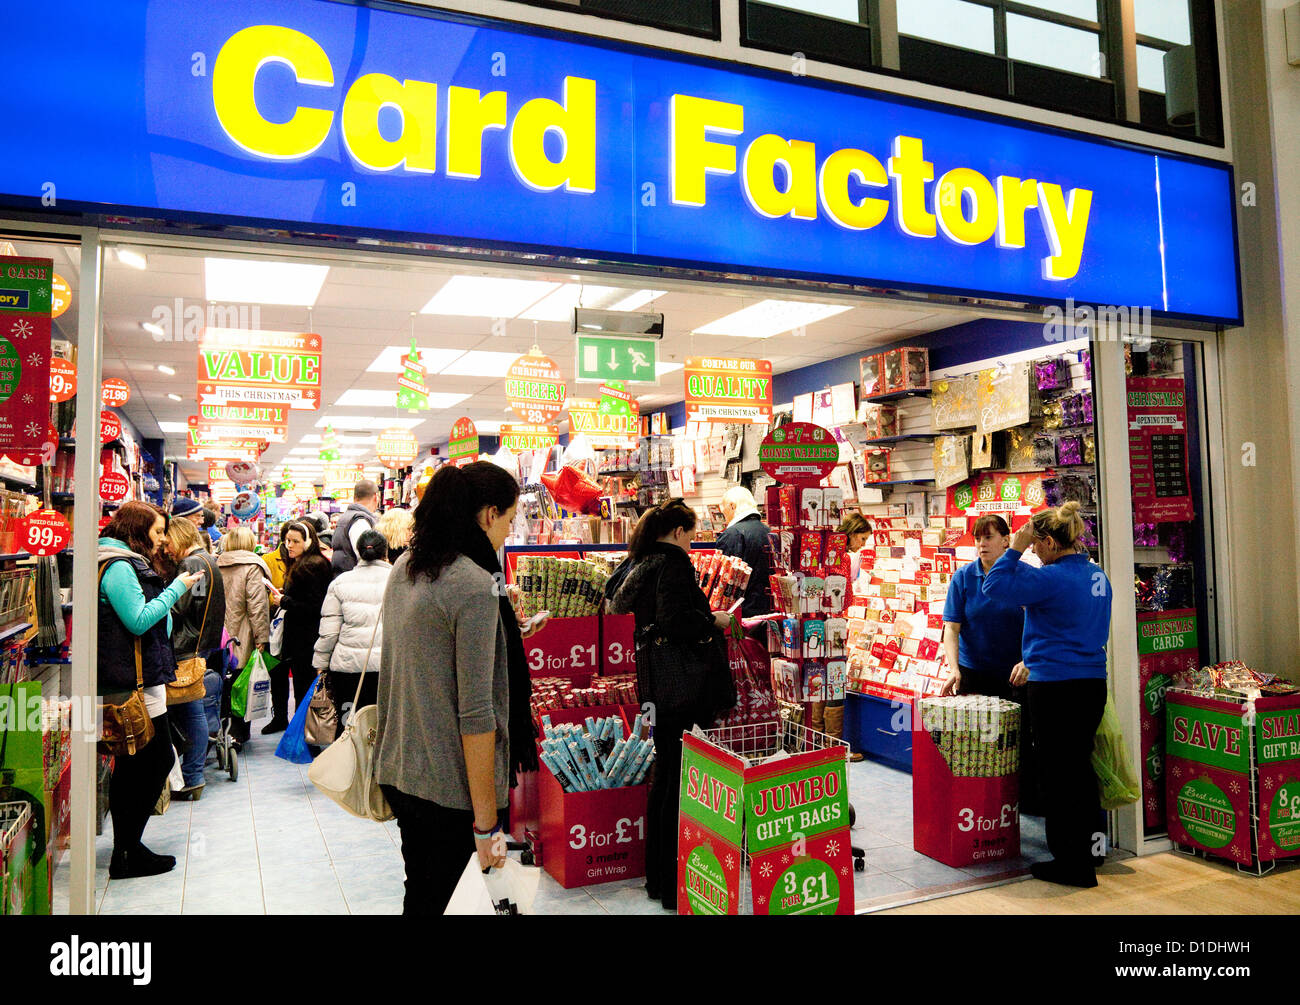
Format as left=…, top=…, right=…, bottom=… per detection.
left=197, top=328, right=322, bottom=409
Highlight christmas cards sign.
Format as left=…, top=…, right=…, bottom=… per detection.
left=0, top=258, right=52, bottom=454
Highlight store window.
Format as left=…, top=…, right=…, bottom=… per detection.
left=898, top=0, right=1115, bottom=121
left=514, top=0, right=720, bottom=38
left=742, top=0, right=874, bottom=72
left=1125, top=336, right=1219, bottom=840
left=1134, top=0, right=1222, bottom=145
left=0, top=232, right=86, bottom=916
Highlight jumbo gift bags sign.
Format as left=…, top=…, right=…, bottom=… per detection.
left=1256, top=697, right=1300, bottom=861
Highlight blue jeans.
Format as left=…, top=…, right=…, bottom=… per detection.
left=202, top=667, right=222, bottom=736
left=174, top=697, right=209, bottom=787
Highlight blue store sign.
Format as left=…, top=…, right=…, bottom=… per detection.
left=0, top=0, right=1240, bottom=322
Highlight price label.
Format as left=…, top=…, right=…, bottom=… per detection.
left=15, top=509, right=71, bottom=556
left=99, top=471, right=130, bottom=503
left=101, top=378, right=131, bottom=407
left=100, top=410, right=121, bottom=444
left=49, top=358, right=77, bottom=403
left=50, top=273, right=72, bottom=319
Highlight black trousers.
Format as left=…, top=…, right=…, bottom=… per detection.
left=959, top=665, right=1039, bottom=812
left=381, top=786, right=507, bottom=916
left=109, top=712, right=173, bottom=854
left=646, top=712, right=695, bottom=912
left=324, top=671, right=379, bottom=740
left=269, top=655, right=291, bottom=721
left=1028, top=678, right=1107, bottom=871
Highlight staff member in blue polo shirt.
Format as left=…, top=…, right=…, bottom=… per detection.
left=983, top=500, right=1111, bottom=889
left=940, top=514, right=1025, bottom=698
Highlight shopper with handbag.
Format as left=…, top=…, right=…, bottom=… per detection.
left=164, top=516, right=226, bottom=800
left=267, top=519, right=332, bottom=730
left=375, top=462, right=518, bottom=915
left=313, top=530, right=391, bottom=739
left=982, top=501, right=1112, bottom=889
left=98, top=501, right=200, bottom=879
left=607, top=499, right=735, bottom=911
left=217, top=526, right=272, bottom=741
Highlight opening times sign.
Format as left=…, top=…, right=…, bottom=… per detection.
left=1127, top=377, right=1192, bottom=524
left=197, top=328, right=322, bottom=410
left=684, top=357, right=772, bottom=424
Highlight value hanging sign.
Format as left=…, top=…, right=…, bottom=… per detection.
left=0, top=258, right=53, bottom=456
left=1126, top=377, right=1193, bottom=524
left=683, top=357, right=772, bottom=424
left=197, top=328, right=322, bottom=410
left=566, top=390, right=639, bottom=448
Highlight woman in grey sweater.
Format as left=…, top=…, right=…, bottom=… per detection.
left=374, top=461, right=520, bottom=915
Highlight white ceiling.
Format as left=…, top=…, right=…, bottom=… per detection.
left=5, top=235, right=982, bottom=484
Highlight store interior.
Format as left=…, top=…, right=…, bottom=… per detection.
left=0, top=228, right=1229, bottom=915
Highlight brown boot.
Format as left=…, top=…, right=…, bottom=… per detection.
left=823, top=702, right=844, bottom=741
left=808, top=701, right=825, bottom=734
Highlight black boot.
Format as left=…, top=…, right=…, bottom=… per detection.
left=1030, top=859, right=1097, bottom=888
left=109, top=846, right=176, bottom=880
left=260, top=717, right=289, bottom=735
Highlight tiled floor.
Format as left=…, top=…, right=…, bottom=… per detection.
left=56, top=735, right=1056, bottom=915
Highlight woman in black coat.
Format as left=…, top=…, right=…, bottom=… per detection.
left=268, top=519, right=332, bottom=724
left=607, top=500, right=734, bottom=912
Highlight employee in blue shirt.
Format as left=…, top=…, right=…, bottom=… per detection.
left=984, top=500, right=1111, bottom=889
left=940, top=514, right=1026, bottom=698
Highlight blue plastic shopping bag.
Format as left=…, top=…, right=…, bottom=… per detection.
left=275, top=675, right=318, bottom=765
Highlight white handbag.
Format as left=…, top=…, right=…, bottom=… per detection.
left=307, top=616, right=393, bottom=822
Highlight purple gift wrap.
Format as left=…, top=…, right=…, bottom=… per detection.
left=1056, top=433, right=1085, bottom=466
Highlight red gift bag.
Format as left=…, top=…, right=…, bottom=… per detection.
left=714, top=635, right=779, bottom=741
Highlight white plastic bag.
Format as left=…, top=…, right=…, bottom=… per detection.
left=243, top=656, right=272, bottom=722
left=167, top=745, right=185, bottom=792
left=444, top=855, right=541, bottom=915
left=269, top=608, right=286, bottom=657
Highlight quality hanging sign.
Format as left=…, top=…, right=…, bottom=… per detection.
left=197, top=328, right=322, bottom=410
left=683, top=357, right=772, bottom=424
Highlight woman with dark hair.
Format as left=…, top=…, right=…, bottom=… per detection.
left=375, top=461, right=522, bottom=914
left=314, top=529, right=391, bottom=737
left=98, top=501, right=200, bottom=878
left=983, top=501, right=1112, bottom=888
left=266, top=519, right=331, bottom=730
left=607, top=499, right=735, bottom=911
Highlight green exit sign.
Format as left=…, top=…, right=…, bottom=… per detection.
left=575, top=335, right=658, bottom=384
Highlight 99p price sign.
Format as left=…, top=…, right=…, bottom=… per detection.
left=15, top=509, right=71, bottom=556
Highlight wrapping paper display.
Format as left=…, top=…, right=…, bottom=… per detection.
left=930, top=374, right=979, bottom=430
left=539, top=713, right=653, bottom=792
left=515, top=555, right=611, bottom=619
left=919, top=696, right=1022, bottom=777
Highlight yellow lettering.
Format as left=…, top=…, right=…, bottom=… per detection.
left=995, top=176, right=1039, bottom=249
left=508, top=76, right=597, bottom=193
left=742, top=134, right=817, bottom=220
left=211, top=25, right=335, bottom=161
left=341, top=73, right=438, bottom=172
left=670, top=94, right=743, bottom=207
left=446, top=86, right=508, bottom=179
left=818, top=148, right=889, bottom=231
left=887, top=136, right=935, bottom=238
left=1038, top=182, right=1093, bottom=280
left=934, top=167, right=997, bottom=246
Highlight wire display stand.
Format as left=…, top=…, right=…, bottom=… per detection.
left=680, top=715, right=853, bottom=915
left=1165, top=687, right=1283, bottom=876
left=0, top=800, right=33, bottom=915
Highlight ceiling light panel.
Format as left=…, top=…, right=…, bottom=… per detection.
left=158, top=421, right=189, bottom=433
left=693, top=300, right=852, bottom=339
left=438, top=350, right=522, bottom=378
left=314, top=415, right=427, bottom=430
left=606, top=289, right=666, bottom=312
left=518, top=284, right=661, bottom=322
left=419, top=276, right=560, bottom=317
left=365, top=345, right=466, bottom=374
left=204, top=258, right=330, bottom=307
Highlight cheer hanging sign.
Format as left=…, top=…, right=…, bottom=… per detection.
left=506, top=350, right=566, bottom=425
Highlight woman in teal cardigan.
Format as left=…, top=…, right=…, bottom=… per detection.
left=98, top=501, right=199, bottom=879
left=982, top=501, right=1111, bottom=888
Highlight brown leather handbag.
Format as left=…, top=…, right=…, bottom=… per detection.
left=167, top=561, right=212, bottom=706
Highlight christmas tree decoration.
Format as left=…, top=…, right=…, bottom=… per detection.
left=396, top=337, right=430, bottom=411
left=320, top=424, right=341, bottom=462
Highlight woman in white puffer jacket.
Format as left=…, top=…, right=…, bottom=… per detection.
left=313, top=530, right=391, bottom=737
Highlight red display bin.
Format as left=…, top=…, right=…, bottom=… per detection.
left=524, top=615, right=602, bottom=678
left=537, top=768, right=648, bottom=888
left=602, top=612, right=638, bottom=677
left=912, top=726, right=1019, bottom=868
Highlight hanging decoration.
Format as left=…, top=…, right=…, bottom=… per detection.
left=101, top=378, right=131, bottom=407
left=506, top=348, right=565, bottom=425
left=396, top=337, right=430, bottom=411
left=319, top=424, right=341, bottom=462
left=448, top=417, right=479, bottom=466
left=197, top=328, right=322, bottom=410
left=377, top=427, right=420, bottom=469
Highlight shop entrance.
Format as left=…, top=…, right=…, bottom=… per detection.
left=0, top=225, right=1232, bottom=915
